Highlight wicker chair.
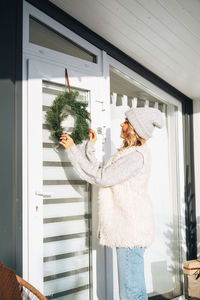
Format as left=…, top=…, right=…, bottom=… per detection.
left=16, top=275, right=48, bottom=300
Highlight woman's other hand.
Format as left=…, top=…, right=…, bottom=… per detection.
left=59, top=134, right=74, bottom=149
left=89, top=129, right=97, bottom=142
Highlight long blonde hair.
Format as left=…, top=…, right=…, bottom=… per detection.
left=117, top=117, right=146, bottom=151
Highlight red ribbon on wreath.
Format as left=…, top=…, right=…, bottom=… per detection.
left=65, top=68, right=71, bottom=92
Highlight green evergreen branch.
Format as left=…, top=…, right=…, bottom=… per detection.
left=45, top=90, right=91, bottom=146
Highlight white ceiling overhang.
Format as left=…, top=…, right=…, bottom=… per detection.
left=50, top=0, right=200, bottom=100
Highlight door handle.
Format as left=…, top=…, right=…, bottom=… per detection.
left=35, top=191, right=52, bottom=198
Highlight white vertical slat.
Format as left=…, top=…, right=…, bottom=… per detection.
left=111, top=92, right=117, bottom=106
left=131, top=97, right=138, bottom=108
left=122, top=95, right=128, bottom=107
left=145, top=99, right=149, bottom=107
left=163, top=103, right=167, bottom=115
left=154, top=102, right=159, bottom=109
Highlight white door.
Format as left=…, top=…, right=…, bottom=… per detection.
left=27, top=58, right=105, bottom=299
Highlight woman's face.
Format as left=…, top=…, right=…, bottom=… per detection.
left=120, top=118, right=129, bottom=139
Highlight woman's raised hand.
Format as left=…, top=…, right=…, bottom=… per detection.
left=89, top=129, right=97, bottom=142
left=59, top=130, right=97, bottom=148
left=59, top=134, right=74, bottom=149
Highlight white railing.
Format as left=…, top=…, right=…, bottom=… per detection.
left=110, top=92, right=166, bottom=113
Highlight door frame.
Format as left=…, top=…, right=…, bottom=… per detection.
left=29, top=57, right=107, bottom=296
left=23, top=1, right=108, bottom=298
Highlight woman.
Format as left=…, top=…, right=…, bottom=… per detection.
left=59, top=107, right=164, bottom=300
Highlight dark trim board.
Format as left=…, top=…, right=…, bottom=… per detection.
left=182, top=101, right=197, bottom=260
left=0, top=0, right=23, bottom=275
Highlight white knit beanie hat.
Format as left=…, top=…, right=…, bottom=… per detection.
left=125, top=107, right=164, bottom=140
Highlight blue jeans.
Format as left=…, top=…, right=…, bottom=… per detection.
left=116, top=247, right=148, bottom=300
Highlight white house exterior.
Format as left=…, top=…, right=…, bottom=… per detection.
left=1, top=1, right=199, bottom=300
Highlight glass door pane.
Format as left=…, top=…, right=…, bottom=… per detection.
left=42, top=81, right=92, bottom=300
left=109, top=66, right=184, bottom=299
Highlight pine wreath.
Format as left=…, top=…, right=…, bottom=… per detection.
left=45, top=90, right=91, bottom=146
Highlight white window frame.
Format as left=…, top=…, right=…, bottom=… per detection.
left=23, top=1, right=102, bottom=75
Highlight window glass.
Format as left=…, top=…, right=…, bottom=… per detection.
left=110, top=66, right=183, bottom=299
left=29, top=16, right=97, bottom=63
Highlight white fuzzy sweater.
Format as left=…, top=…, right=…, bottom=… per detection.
left=66, top=141, right=154, bottom=248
